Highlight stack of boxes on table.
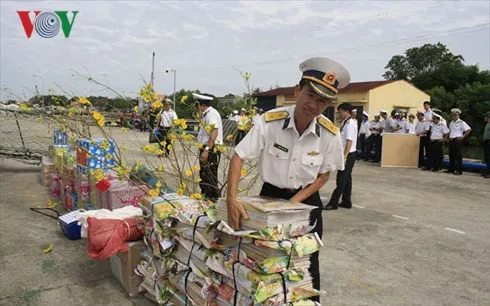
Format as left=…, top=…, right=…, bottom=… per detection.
left=40, top=130, right=149, bottom=212
left=134, top=193, right=322, bottom=305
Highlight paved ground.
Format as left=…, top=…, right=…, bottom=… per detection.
left=0, top=125, right=489, bottom=305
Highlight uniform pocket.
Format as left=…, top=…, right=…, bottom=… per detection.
left=268, top=144, right=289, bottom=160
left=301, top=154, right=323, bottom=180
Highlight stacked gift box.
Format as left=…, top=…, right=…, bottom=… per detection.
left=134, top=194, right=322, bottom=306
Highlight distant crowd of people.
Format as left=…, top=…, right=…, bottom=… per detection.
left=356, top=101, right=489, bottom=178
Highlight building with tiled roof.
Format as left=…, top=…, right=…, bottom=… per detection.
left=255, top=80, right=430, bottom=121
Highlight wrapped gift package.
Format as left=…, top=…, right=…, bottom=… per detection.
left=107, top=183, right=149, bottom=210
left=65, top=191, right=78, bottom=211
left=53, top=130, right=68, bottom=146
left=41, top=157, right=56, bottom=186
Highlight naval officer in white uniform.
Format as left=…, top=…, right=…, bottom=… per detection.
left=226, top=57, right=349, bottom=303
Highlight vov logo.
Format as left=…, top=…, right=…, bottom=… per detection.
left=17, top=11, right=79, bottom=38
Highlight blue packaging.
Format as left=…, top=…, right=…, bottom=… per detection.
left=58, top=210, right=82, bottom=240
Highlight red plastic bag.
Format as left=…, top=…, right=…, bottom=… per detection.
left=87, top=217, right=143, bottom=260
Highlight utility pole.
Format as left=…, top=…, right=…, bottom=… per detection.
left=150, top=52, right=155, bottom=89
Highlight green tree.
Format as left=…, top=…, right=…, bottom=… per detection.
left=383, top=42, right=464, bottom=81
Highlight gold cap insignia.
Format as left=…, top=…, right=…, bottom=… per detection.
left=323, top=72, right=336, bottom=85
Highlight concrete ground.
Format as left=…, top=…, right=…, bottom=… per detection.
left=1, top=124, right=489, bottom=305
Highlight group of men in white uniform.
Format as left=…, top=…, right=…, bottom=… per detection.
left=356, top=101, right=472, bottom=174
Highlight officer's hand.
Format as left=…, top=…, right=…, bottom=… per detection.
left=200, top=150, right=209, bottom=163
left=227, top=196, right=249, bottom=230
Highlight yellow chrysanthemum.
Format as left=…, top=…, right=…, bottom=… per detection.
left=122, top=145, right=128, bottom=151
left=167, top=144, right=172, bottom=151
left=185, top=170, right=192, bottom=177
left=180, top=95, right=188, bottom=103
left=197, top=177, right=202, bottom=183
left=156, top=165, right=164, bottom=173
left=190, top=193, right=202, bottom=200
left=240, top=168, right=247, bottom=177
left=79, top=96, right=91, bottom=105
left=176, top=188, right=184, bottom=196
left=134, top=106, right=139, bottom=112
left=105, top=153, right=112, bottom=160
left=192, top=165, right=200, bottom=171
left=196, top=143, right=204, bottom=149
left=148, top=189, right=160, bottom=197
left=156, top=181, right=162, bottom=188
left=226, top=134, right=233, bottom=141
left=121, top=127, right=127, bottom=132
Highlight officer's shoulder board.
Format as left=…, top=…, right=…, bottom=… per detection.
left=317, top=116, right=339, bottom=135
left=264, top=110, right=289, bottom=122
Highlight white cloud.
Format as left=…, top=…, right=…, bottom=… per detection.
left=0, top=0, right=489, bottom=100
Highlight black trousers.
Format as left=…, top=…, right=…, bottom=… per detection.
left=419, top=136, right=430, bottom=168
left=449, top=138, right=463, bottom=173
left=429, top=140, right=443, bottom=170
left=483, top=140, right=490, bottom=174
left=364, top=135, right=373, bottom=160
left=358, top=134, right=366, bottom=159
left=329, top=152, right=356, bottom=206
left=372, top=134, right=382, bottom=162
left=235, top=130, right=247, bottom=146
left=198, top=149, right=221, bottom=201
left=259, top=182, right=323, bottom=302
left=157, top=127, right=171, bottom=155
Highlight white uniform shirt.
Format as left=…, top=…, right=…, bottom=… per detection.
left=430, top=122, right=449, bottom=140
left=383, top=117, right=396, bottom=133
left=341, top=117, right=358, bottom=153
left=449, top=119, right=471, bottom=139
left=424, top=109, right=433, bottom=121
left=394, top=119, right=406, bottom=134
left=197, top=106, right=223, bottom=145
left=252, top=114, right=261, bottom=126
left=406, top=122, right=416, bottom=134
left=159, top=109, right=178, bottom=127
left=359, top=120, right=371, bottom=137
left=234, top=106, right=344, bottom=189
left=369, top=120, right=382, bottom=135
left=231, top=114, right=240, bottom=122
left=415, top=120, right=429, bottom=136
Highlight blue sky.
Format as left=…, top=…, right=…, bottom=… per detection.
left=1, top=0, right=489, bottom=101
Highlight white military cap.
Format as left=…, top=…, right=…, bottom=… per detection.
left=451, top=108, right=462, bottom=114
left=416, top=110, right=424, bottom=115
left=363, top=111, right=369, bottom=117
left=192, top=93, right=213, bottom=101
left=299, top=57, right=350, bottom=100
left=380, top=109, right=387, bottom=114
left=165, top=98, right=173, bottom=104
left=352, top=108, right=357, bottom=112
left=433, top=113, right=442, bottom=119
left=233, top=110, right=238, bottom=114
left=240, top=108, right=246, bottom=112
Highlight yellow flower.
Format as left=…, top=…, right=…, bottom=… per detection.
left=197, top=177, right=202, bottom=183
left=151, top=101, right=163, bottom=109
left=121, top=127, right=127, bottom=132
left=180, top=95, right=188, bottom=103
left=143, top=145, right=157, bottom=153
left=244, top=72, right=251, bottom=81
left=185, top=170, right=192, bottom=177
left=79, top=96, right=91, bottom=105
left=148, top=189, right=160, bottom=197
left=92, top=111, right=106, bottom=127
left=155, top=149, right=164, bottom=156
left=135, top=161, right=142, bottom=170
left=156, top=181, right=162, bottom=188
left=176, top=188, right=184, bottom=196
left=204, top=124, right=216, bottom=134
left=134, top=106, right=139, bottom=112
left=190, top=193, right=202, bottom=200
left=156, top=165, right=164, bottom=172
left=215, top=145, right=226, bottom=153
left=122, top=145, right=128, bottom=151
left=183, top=134, right=194, bottom=141
left=167, top=144, right=172, bottom=151
left=19, top=104, right=31, bottom=111
left=240, top=168, right=247, bottom=177
left=105, top=153, right=112, bottom=160
left=226, top=134, right=233, bottom=141
left=192, top=165, right=200, bottom=171
left=196, top=143, right=204, bottom=149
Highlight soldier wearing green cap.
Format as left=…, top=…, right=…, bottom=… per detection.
left=483, top=111, right=490, bottom=178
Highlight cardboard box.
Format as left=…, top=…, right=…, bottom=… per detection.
left=109, top=241, right=145, bottom=297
